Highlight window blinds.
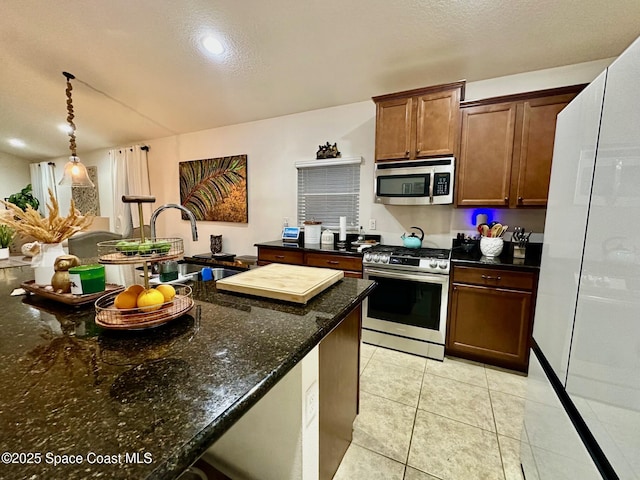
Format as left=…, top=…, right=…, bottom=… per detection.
left=296, top=157, right=361, bottom=229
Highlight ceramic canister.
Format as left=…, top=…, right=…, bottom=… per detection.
left=304, top=221, right=322, bottom=244
left=480, top=237, right=504, bottom=257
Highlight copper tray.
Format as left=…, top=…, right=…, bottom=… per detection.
left=21, top=281, right=124, bottom=306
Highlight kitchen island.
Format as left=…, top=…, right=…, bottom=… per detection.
left=0, top=265, right=375, bottom=479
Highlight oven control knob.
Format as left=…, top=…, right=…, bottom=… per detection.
left=372, top=253, right=380, bottom=262
left=379, top=254, right=390, bottom=263
left=363, top=252, right=372, bottom=262
left=429, top=258, right=438, bottom=268
left=438, top=260, right=448, bottom=269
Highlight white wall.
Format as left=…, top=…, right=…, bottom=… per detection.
left=0, top=152, right=31, bottom=204
left=49, top=58, right=614, bottom=256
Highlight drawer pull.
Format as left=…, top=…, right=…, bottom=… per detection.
left=481, top=274, right=501, bottom=281
left=327, top=260, right=340, bottom=265
left=275, top=255, right=285, bottom=259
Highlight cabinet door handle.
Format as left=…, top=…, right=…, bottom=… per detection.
left=405, top=150, right=410, bottom=157
left=518, top=196, right=523, bottom=203
left=275, top=255, right=285, bottom=259
left=504, top=197, right=509, bottom=203
left=327, top=260, right=340, bottom=265
left=481, top=274, right=501, bottom=281
left=416, top=149, right=421, bottom=154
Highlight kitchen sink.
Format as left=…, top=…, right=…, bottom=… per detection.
left=143, top=263, right=243, bottom=284
left=178, top=262, right=242, bottom=281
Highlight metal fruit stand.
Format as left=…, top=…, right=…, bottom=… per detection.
left=94, top=196, right=194, bottom=329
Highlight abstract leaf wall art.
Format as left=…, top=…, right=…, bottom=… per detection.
left=179, top=155, right=248, bottom=222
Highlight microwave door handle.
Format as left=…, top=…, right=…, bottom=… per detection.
left=429, top=168, right=435, bottom=203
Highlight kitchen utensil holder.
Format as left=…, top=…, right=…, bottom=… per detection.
left=513, top=245, right=526, bottom=259
left=480, top=237, right=504, bottom=257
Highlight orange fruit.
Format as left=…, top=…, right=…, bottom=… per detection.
left=137, top=288, right=165, bottom=312
left=126, top=284, right=145, bottom=296
left=114, top=290, right=138, bottom=310
left=155, top=284, right=176, bottom=303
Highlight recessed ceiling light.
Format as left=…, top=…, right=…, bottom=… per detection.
left=202, top=35, right=225, bottom=55
left=58, top=123, right=73, bottom=134
left=8, top=138, right=25, bottom=148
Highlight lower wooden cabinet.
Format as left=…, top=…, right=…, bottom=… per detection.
left=257, top=246, right=363, bottom=278
left=446, top=264, right=538, bottom=372
left=319, top=305, right=361, bottom=480
left=257, top=247, right=304, bottom=265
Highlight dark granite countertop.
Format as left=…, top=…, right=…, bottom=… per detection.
left=183, top=255, right=253, bottom=270
left=0, top=266, right=375, bottom=480
left=255, top=239, right=367, bottom=256
left=450, top=240, right=541, bottom=273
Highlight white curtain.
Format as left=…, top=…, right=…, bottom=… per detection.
left=109, top=146, right=151, bottom=238
left=29, top=162, right=58, bottom=215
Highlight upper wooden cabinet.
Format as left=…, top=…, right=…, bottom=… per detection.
left=456, top=85, right=586, bottom=207
left=373, top=81, right=465, bottom=162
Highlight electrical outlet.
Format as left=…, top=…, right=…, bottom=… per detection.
left=305, top=382, right=318, bottom=426
left=369, top=219, right=376, bottom=230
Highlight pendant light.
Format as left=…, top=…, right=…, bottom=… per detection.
left=58, top=71, right=95, bottom=188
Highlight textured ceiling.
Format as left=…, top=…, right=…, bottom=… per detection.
left=2, top=0, right=640, bottom=160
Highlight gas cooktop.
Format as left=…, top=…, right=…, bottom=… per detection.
left=363, top=244, right=451, bottom=274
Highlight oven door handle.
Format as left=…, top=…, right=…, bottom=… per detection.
left=364, top=267, right=449, bottom=285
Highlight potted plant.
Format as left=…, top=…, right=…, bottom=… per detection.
left=7, top=184, right=39, bottom=212
left=0, top=224, right=15, bottom=260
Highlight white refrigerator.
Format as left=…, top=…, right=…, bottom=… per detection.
left=521, top=35, right=640, bottom=479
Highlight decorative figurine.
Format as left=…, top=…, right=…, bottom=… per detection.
left=51, top=254, right=81, bottom=293
left=316, top=142, right=341, bottom=159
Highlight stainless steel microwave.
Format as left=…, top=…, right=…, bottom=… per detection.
left=374, top=157, right=455, bottom=205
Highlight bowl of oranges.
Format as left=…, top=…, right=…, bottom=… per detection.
left=95, top=283, right=194, bottom=330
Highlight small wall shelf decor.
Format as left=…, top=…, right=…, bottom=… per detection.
left=316, top=142, right=341, bottom=159
left=179, top=154, right=248, bottom=223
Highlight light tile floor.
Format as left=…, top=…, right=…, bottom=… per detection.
left=334, top=343, right=529, bottom=480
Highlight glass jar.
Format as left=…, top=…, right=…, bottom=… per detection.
left=159, top=260, right=179, bottom=282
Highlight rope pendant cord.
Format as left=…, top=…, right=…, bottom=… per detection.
left=63, top=71, right=77, bottom=157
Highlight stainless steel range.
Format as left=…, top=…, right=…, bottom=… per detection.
left=362, top=245, right=450, bottom=361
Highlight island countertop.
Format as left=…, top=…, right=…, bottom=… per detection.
left=0, top=266, right=375, bottom=480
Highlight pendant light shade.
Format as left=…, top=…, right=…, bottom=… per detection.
left=59, top=155, right=94, bottom=187
left=58, top=72, right=94, bottom=188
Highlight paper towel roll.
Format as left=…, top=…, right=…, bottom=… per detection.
left=339, top=216, right=347, bottom=241
left=475, top=213, right=488, bottom=226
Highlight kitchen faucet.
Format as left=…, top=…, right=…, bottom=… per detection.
left=150, top=204, right=199, bottom=241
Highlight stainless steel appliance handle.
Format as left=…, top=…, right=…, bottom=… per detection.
left=429, top=168, right=435, bottom=203
left=364, top=267, right=449, bottom=285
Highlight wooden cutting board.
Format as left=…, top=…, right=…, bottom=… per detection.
left=215, top=263, right=344, bottom=304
